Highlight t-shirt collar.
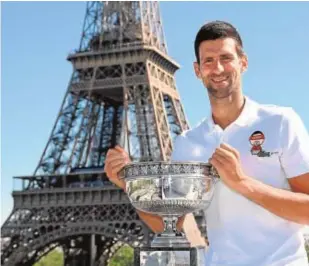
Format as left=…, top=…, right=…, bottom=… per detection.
left=205, top=96, right=257, bottom=132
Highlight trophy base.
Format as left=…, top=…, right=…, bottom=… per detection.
left=134, top=246, right=206, bottom=266
left=151, top=233, right=190, bottom=248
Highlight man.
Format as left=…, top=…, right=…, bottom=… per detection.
left=105, top=21, right=309, bottom=265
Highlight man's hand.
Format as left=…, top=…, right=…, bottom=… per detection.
left=209, top=143, right=249, bottom=192
left=104, top=145, right=131, bottom=190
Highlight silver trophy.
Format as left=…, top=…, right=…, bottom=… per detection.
left=121, top=161, right=219, bottom=249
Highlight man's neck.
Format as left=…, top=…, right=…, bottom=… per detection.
left=210, top=93, right=245, bottom=130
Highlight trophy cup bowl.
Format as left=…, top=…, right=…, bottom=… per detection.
left=121, top=161, right=219, bottom=248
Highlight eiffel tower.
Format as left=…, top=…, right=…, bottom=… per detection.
left=1, top=2, right=206, bottom=265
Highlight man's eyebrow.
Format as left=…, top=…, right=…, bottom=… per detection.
left=220, top=53, right=234, bottom=57
left=201, top=53, right=234, bottom=60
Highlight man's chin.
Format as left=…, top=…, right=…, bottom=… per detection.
left=211, top=82, right=230, bottom=89
left=207, top=88, right=233, bottom=99
left=211, top=94, right=232, bottom=99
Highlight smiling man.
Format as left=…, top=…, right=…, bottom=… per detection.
left=105, top=21, right=309, bottom=265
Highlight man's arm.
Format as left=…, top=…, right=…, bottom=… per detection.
left=211, top=107, right=309, bottom=225
left=210, top=143, right=309, bottom=225
left=236, top=109, right=309, bottom=224
left=238, top=172, right=309, bottom=224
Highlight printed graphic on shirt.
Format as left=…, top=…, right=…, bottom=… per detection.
left=249, top=131, right=274, bottom=157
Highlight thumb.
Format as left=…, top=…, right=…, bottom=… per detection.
left=114, top=145, right=125, bottom=152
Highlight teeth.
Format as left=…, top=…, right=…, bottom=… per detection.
left=212, top=77, right=228, bottom=82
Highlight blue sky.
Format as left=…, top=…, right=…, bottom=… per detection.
left=2, top=2, right=309, bottom=227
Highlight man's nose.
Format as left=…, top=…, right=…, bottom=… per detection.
left=213, top=60, right=224, bottom=74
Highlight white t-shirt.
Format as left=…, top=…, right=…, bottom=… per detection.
left=171, top=97, right=309, bottom=266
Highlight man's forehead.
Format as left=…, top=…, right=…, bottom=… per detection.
left=199, top=38, right=238, bottom=55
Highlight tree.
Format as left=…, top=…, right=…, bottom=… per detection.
left=109, top=245, right=134, bottom=266
left=305, top=243, right=309, bottom=261
left=34, top=248, right=63, bottom=266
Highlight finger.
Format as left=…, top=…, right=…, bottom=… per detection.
left=105, top=161, right=127, bottom=178
left=219, top=143, right=240, bottom=159
left=114, top=145, right=127, bottom=154
left=215, top=147, right=234, bottom=160
left=112, top=158, right=129, bottom=169
left=106, top=152, right=130, bottom=164
left=209, top=156, right=224, bottom=169
left=212, top=152, right=227, bottom=164
left=112, top=165, right=126, bottom=177
left=105, top=156, right=122, bottom=166
left=107, top=146, right=127, bottom=154
left=107, top=148, right=123, bottom=156
left=105, top=167, right=126, bottom=190
left=211, top=158, right=222, bottom=175
left=110, top=148, right=130, bottom=161
left=107, top=152, right=130, bottom=163
left=106, top=157, right=128, bottom=167
left=105, top=159, right=128, bottom=173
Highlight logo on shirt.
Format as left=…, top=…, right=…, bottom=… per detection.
left=249, top=131, right=273, bottom=157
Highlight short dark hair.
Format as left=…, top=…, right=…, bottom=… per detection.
left=194, top=20, right=244, bottom=63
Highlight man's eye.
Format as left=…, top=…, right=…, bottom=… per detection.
left=221, top=56, right=232, bottom=61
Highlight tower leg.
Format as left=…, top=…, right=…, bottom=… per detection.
left=90, top=234, right=96, bottom=266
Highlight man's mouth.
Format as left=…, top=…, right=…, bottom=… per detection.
left=211, top=76, right=229, bottom=84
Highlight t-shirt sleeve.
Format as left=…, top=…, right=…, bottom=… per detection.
left=279, top=107, right=309, bottom=178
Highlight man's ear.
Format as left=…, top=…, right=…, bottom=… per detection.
left=241, top=54, right=248, bottom=73
left=193, top=62, right=201, bottom=79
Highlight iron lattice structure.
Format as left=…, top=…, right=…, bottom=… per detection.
left=1, top=2, right=205, bottom=265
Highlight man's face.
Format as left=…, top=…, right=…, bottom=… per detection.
left=194, top=38, right=248, bottom=99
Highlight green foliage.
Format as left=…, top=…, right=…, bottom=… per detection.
left=34, top=248, right=63, bottom=266
left=305, top=243, right=309, bottom=261
left=32, top=245, right=134, bottom=266
left=108, top=245, right=134, bottom=266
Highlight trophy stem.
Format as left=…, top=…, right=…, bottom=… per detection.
left=163, top=216, right=178, bottom=235
left=151, top=215, right=190, bottom=248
